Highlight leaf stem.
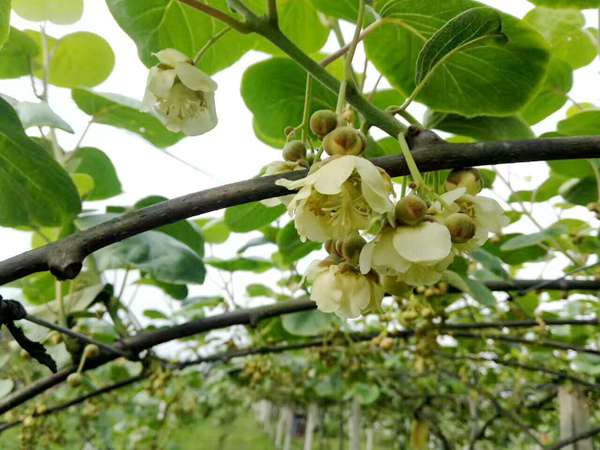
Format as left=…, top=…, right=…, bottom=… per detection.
left=267, top=0, right=278, bottom=26
left=345, top=0, right=365, bottom=83
left=177, top=0, right=251, bottom=33
left=193, top=27, right=232, bottom=65
left=397, top=133, right=423, bottom=186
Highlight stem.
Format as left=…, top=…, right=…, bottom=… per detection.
left=398, top=133, right=424, bottom=186
left=73, top=119, right=94, bottom=151
left=177, top=0, right=251, bottom=33
left=301, top=75, right=313, bottom=146
left=267, top=0, right=278, bottom=26
left=336, top=79, right=347, bottom=114
left=55, top=281, right=67, bottom=326
left=320, top=20, right=386, bottom=68
left=193, top=27, right=232, bottom=65
left=345, top=0, right=366, bottom=83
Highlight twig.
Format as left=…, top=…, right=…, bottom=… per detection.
left=546, top=425, right=600, bottom=450
left=177, top=0, right=251, bottom=33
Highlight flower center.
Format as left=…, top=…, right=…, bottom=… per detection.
left=157, top=82, right=209, bottom=121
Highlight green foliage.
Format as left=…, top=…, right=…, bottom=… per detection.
left=72, top=89, right=184, bottom=148
left=426, top=112, right=534, bottom=141
left=281, top=309, right=336, bottom=336
left=277, top=222, right=321, bottom=264
left=206, top=257, right=273, bottom=273
left=12, top=0, right=83, bottom=24
left=365, top=0, right=550, bottom=116
left=529, top=0, right=600, bottom=9
left=0, top=97, right=80, bottom=227
left=224, top=201, right=286, bottom=233
left=0, top=27, right=39, bottom=79
left=242, top=58, right=337, bottom=147
left=66, top=147, right=122, bottom=201
left=0, top=0, right=10, bottom=50
left=310, top=0, right=359, bottom=21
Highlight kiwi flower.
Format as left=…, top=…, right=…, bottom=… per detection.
left=306, top=259, right=383, bottom=319
left=143, top=48, right=217, bottom=135
left=277, top=155, right=394, bottom=242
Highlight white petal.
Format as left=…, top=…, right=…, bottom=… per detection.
left=295, top=207, right=330, bottom=242
left=338, top=275, right=370, bottom=318
left=311, top=269, right=342, bottom=313
left=373, top=230, right=410, bottom=273
left=441, top=187, right=466, bottom=204
left=359, top=241, right=375, bottom=274
left=393, top=222, right=451, bottom=263
left=471, top=196, right=509, bottom=232
left=355, top=159, right=393, bottom=213
left=148, top=67, right=177, bottom=98
left=175, top=62, right=218, bottom=92
left=154, top=48, right=189, bottom=66
left=312, top=156, right=357, bottom=195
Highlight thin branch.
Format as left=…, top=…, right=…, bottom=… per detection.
left=546, top=426, right=600, bottom=450
left=177, top=0, right=251, bottom=33
left=2, top=136, right=600, bottom=285
left=267, top=0, right=278, bottom=26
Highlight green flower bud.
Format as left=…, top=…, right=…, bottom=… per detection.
left=309, top=109, right=338, bottom=138
left=446, top=168, right=482, bottom=195
left=341, top=235, right=366, bottom=266
left=395, top=194, right=428, bottom=225
left=83, top=344, right=100, bottom=359
left=282, top=140, right=307, bottom=162
left=322, top=126, right=366, bottom=156
left=67, top=373, right=83, bottom=387
left=444, top=213, right=476, bottom=243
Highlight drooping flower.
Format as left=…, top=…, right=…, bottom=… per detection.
left=143, top=49, right=217, bottom=136
left=277, top=155, right=394, bottom=242
left=360, top=221, right=453, bottom=286
left=306, top=258, right=383, bottom=319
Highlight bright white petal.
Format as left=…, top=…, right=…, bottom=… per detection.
left=154, top=48, right=189, bottom=66
left=441, top=187, right=466, bottom=204
left=373, top=231, right=410, bottom=273
left=312, top=156, right=357, bottom=195
left=355, top=159, right=393, bottom=213
left=393, top=222, right=451, bottom=263
left=295, top=208, right=330, bottom=242
left=175, top=62, right=218, bottom=92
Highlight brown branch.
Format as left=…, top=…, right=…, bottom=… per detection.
left=546, top=426, right=600, bottom=450
left=2, top=136, right=600, bottom=286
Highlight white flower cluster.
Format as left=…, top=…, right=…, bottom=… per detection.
left=273, top=122, right=508, bottom=319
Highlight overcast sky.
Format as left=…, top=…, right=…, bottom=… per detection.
left=0, top=1, right=598, bottom=331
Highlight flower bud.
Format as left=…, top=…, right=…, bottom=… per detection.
left=310, top=109, right=338, bottom=138
left=340, top=235, right=366, bottom=266
left=446, top=168, right=482, bottom=195
left=67, top=373, right=82, bottom=387
left=395, top=194, right=428, bottom=225
left=322, top=126, right=366, bottom=156
left=83, top=344, right=100, bottom=359
left=282, top=140, right=307, bottom=162
left=444, top=213, right=476, bottom=243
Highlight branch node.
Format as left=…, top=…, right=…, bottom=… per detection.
left=47, top=246, right=84, bottom=281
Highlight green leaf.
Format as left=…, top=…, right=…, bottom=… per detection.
left=246, top=283, right=275, bottom=298
left=71, top=173, right=95, bottom=198
left=277, top=222, right=321, bottom=264
left=369, top=89, right=406, bottom=111
left=557, top=110, right=600, bottom=136
left=350, top=382, right=380, bottom=405
left=460, top=275, right=496, bottom=307
left=529, top=0, right=600, bottom=10
left=0, top=97, right=80, bottom=227
left=29, top=31, right=114, bottom=88
left=416, top=7, right=505, bottom=85
left=0, top=0, right=10, bottom=50
left=509, top=174, right=567, bottom=202
left=205, top=257, right=273, bottom=273
left=500, top=229, right=563, bottom=251
left=136, top=278, right=188, bottom=300
left=143, top=309, right=168, bottom=320
left=196, top=217, right=230, bottom=244
left=14, top=101, right=74, bottom=133
left=12, top=0, right=83, bottom=24
left=106, top=0, right=255, bottom=74
left=425, top=111, right=533, bottom=141
left=241, top=58, right=337, bottom=147
left=561, top=177, right=597, bottom=206
left=281, top=309, right=335, bottom=336
left=134, top=196, right=204, bottom=257
left=0, top=28, right=39, bottom=79
left=365, top=0, right=549, bottom=116
left=254, top=0, right=329, bottom=55
left=484, top=234, right=547, bottom=265
left=524, top=7, right=596, bottom=69
left=66, top=147, right=122, bottom=201
left=548, top=159, right=593, bottom=178
left=520, top=58, right=573, bottom=124
left=471, top=249, right=508, bottom=280
left=309, top=0, right=358, bottom=21
left=78, top=214, right=206, bottom=285
left=224, top=201, right=286, bottom=233
left=0, top=379, right=14, bottom=398
left=72, top=89, right=183, bottom=148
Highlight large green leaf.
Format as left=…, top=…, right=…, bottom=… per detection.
left=557, top=110, right=600, bottom=136
left=309, top=0, right=358, bottom=21
left=12, top=0, right=83, bottom=24
left=71, top=89, right=183, bottom=148
left=365, top=0, right=550, bottom=116
left=224, top=201, right=286, bottom=233
left=28, top=31, right=114, bottom=88
left=415, top=7, right=506, bottom=85
left=78, top=214, right=206, bottom=285
left=529, top=0, right=600, bottom=9
left=205, top=257, right=273, bottom=273
left=520, top=58, right=573, bottom=125
left=483, top=234, right=547, bottom=265
left=253, top=0, right=329, bottom=55
left=425, top=111, right=533, bottom=141
left=281, top=309, right=336, bottom=336
left=0, top=97, right=80, bottom=227
left=242, top=58, right=338, bottom=147
left=561, top=177, right=597, bottom=206
left=277, top=221, right=321, bottom=264
left=0, top=28, right=39, bottom=79
left=524, top=7, right=596, bottom=69
left=106, top=0, right=255, bottom=74
left=0, top=0, right=10, bottom=50
left=66, top=147, right=122, bottom=201
left=196, top=217, right=231, bottom=244
left=134, top=196, right=204, bottom=257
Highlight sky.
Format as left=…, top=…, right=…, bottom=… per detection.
left=0, top=0, right=599, bottom=343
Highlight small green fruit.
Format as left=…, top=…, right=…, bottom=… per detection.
left=446, top=168, right=482, bottom=195
left=83, top=344, right=100, bottom=359
left=282, top=140, right=307, bottom=162
left=309, top=109, right=338, bottom=138
left=445, top=213, right=476, bottom=243
left=322, top=126, right=366, bottom=156
left=67, top=373, right=83, bottom=387
left=395, top=195, right=428, bottom=225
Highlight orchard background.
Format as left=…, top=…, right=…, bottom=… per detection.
left=0, top=0, right=599, bottom=449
